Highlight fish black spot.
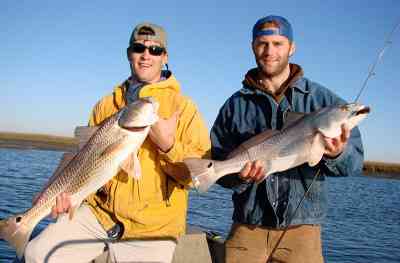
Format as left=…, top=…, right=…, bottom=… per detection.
left=207, top=162, right=213, bottom=168
left=16, top=216, right=22, bottom=223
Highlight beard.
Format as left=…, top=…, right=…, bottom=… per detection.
left=256, top=53, right=290, bottom=78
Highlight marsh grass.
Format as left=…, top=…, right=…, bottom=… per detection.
left=363, top=161, right=400, bottom=174
left=0, top=131, right=77, bottom=152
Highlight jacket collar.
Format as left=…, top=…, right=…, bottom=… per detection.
left=111, top=70, right=180, bottom=109
left=241, top=64, right=309, bottom=97
left=138, top=70, right=181, bottom=96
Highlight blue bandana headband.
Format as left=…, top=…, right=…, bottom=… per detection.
left=252, top=15, right=293, bottom=42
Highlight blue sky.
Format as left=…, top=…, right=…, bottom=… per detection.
left=1, top=0, right=399, bottom=163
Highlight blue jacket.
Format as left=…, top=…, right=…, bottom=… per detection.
left=211, top=65, right=364, bottom=228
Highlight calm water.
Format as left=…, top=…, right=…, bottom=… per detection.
left=0, top=148, right=399, bottom=262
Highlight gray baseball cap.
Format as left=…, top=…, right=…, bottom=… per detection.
left=129, top=22, right=167, bottom=49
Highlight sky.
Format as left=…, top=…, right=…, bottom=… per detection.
left=1, top=0, right=399, bottom=163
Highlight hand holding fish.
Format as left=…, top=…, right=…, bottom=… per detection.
left=32, top=191, right=72, bottom=218
left=149, top=111, right=180, bottom=152
left=322, top=123, right=350, bottom=158
left=239, top=160, right=265, bottom=183
left=50, top=193, right=72, bottom=219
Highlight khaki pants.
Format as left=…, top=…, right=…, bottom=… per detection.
left=24, top=204, right=176, bottom=263
left=225, top=223, right=324, bottom=263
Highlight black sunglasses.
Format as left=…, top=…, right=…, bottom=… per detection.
left=130, top=43, right=165, bottom=56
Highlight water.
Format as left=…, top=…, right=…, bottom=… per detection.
left=0, top=148, right=399, bottom=262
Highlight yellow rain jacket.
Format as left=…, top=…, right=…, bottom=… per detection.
left=85, top=73, right=210, bottom=240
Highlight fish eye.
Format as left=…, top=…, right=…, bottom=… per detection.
left=207, top=162, right=213, bottom=168
left=16, top=216, right=22, bottom=223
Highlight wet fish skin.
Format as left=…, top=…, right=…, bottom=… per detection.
left=184, top=103, right=370, bottom=192
left=0, top=97, right=159, bottom=259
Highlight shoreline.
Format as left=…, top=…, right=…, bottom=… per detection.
left=1, top=131, right=399, bottom=178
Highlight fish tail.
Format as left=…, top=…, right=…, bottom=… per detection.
left=184, top=158, right=220, bottom=192
left=0, top=215, right=34, bottom=259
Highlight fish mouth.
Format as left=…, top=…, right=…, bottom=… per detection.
left=356, top=106, right=370, bottom=116
left=118, top=97, right=159, bottom=129
left=124, top=125, right=149, bottom=132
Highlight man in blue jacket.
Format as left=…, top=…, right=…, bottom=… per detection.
left=211, top=15, right=364, bottom=263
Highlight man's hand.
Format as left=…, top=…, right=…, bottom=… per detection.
left=323, top=123, right=350, bottom=158
left=33, top=192, right=72, bottom=219
left=239, top=160, right=265, bottom=183
left=51, top=193, right=72, bottom=219
left=149, top=111, right=180, bottom=152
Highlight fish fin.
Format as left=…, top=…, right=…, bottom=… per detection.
left=120, top=152, right=141, bottom=179
left=120, top=153, right=134, bottom=177
left=283, top=112, right=305, bottom=129
left=184, top=158, right=219, bottom=192
left=68, top=205, right=77, bottom=220
left=67, top=195, right=82, bottom=221
left=228, top=129, right=279, bottom=158
left=133, top=153, right=141, bottom=179
left=0, top=215, right=35, bottom=259
left=309, top=133, right=325, bottom=166
left=74, top=126, right=99, bottom=150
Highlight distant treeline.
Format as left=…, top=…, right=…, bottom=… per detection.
left=0, top=131, right=399, bottom=176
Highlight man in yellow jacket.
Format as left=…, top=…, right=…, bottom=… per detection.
left=25, top=22, right=210, bottom=263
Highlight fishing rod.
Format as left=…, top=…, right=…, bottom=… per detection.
left=354, top=19, right=400, bottom=102
left=266, top=18, right=400, bottom=263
